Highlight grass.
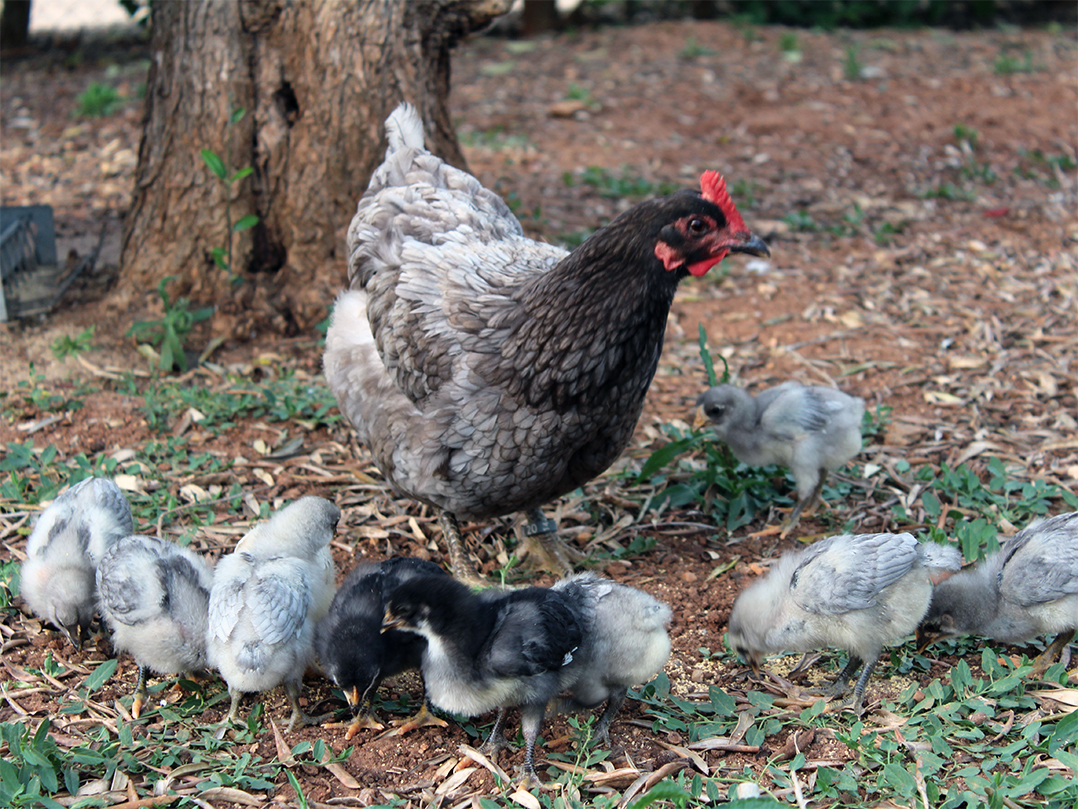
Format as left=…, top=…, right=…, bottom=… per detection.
left=74, top=82, right=123, bottom=118
left=3, top=352, right=1078, bottom=807
left=564, top=166, right=679, bottom=200
left=458, top=125, right=532, bottom=151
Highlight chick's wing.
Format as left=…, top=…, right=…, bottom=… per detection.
left=791, top=533, right=918, bottom=614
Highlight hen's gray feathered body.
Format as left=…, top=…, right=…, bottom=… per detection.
left=20, top=477, right=133, bottom=647
left=207, top=497, right=340, bottom=729
left=697, top=381, right=864, bottom=533
left=728, top=532, right=961, bottom=710
left=922, top=512, right=1078, bottom=671
left=324, top=104, right=768, bottom=578
left=97, top=534, right=215, bottom=716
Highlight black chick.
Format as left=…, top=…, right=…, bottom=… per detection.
left=382, top=575, right=583, bottom=787
left=316, top=557, right=450, bottom=738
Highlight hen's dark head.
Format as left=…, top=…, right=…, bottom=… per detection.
left=651, top=171, right=769, bottom=278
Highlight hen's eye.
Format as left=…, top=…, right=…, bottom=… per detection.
left=688, top=218, right=707, bottom=234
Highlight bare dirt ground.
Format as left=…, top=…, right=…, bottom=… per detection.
left=1, top=18, right=1076, bottom=808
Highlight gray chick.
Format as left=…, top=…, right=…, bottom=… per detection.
left=727, top=532, right=961, bottom=711
left=695, top=381, right=864, bottom=536
left=207, top=496, right=340, bottom=730
left=20, top=477, right=133, bottom=647
left=550, top=572, right=672, bottom=744
left=97, top=534, right=215, bottom=718
left=920, top=512, right=1078, bottom=675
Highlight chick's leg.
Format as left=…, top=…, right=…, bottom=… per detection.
left=809, top=655, right=862, bottom=701
left=780, top=471, right=827, bottom=539
left=439, top=511, right=488, bottom=588
left=284, top=680, right=333, bottom=732
left=847, top=654, right=880, bottom=714
left=1030, top=630, right=1075, bottom=677
left=387, top=697, right=448, bottom=736
left=517, top=704, right=547, bottom=790
left=131, top=665, right=151, bottom=719
left=592, top=688, right=628, bottom=746
left=479, top=709, right=510, bottom=756
left=224, top=686, right=244, bottom=725
left=344, top=687, right=384, bottom=739
left=518, top=508, right=583, bottom=577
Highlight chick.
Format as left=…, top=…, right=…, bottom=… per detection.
left=20, top=477, right=133, bottom=647
left=382, top=575, right=583, bottom=787
left=695, top=381, right=864, bottom=536
left=316, top=557, right=450, bottom=739
left=207, top=496, right=340, bottom=730
left=96, top=534, right=215, bottom=718
left=727, top=532, right=961, bottom=711
left=920, top=512, right=1078, bottom=675
left=550, top=572, right=672, bottom=744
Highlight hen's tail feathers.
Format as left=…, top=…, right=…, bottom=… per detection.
left=385, top=103, right=426, bottom=152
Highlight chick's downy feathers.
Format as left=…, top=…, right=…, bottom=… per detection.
left=921, top=511, right=1078, bottom=673
left=728, top=532, right=960, bottom=711
left=324, top=102, right=768, bottom=581
left=696, top=381, right=864, bottom=535
left=208, top=496, right=340, bottom=729
left=20, top=477, right=133, bottom=647
left=97, top=534, right=215, bottom=716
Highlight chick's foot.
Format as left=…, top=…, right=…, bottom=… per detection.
left=384, top=702, right=448, bottom=737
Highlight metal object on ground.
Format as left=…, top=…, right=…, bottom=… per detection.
left=0, top=205, right=97, bottom=321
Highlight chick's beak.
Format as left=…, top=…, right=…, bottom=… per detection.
left=347, top=685, right=361, bottom=712
left=692, top=405, right=710, bottom=431
left=381, top=608, right=405, bottom=633
left=729, top=231, right=770, bottom=258
left=915, top=627, right=940, bottom=656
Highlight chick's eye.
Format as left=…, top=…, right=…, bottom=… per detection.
left=688, top=217, right=708, bottom=234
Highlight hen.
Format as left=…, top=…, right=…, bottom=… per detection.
left=325, top=103, right=769, bottom=580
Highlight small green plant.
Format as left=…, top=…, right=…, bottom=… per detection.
left=843, top=45, right=863, bottom=80
left=50, top=326, right=95, bottom=360
left=778, top=31, right=799, bottom=53
left=860, top=403, right=892, bottom=441
left=873, top=220, right=906, bottom=245
left=201, top=107, right=260, bottom=283
left=74, top=82, right=122, bottom=117
left=1015, top=149, right=1076, bottom=189
left=679, top=37, right=716, bottom=59
left=126, top=277, right=213, bottom=373
left=457, top=126, right=531, bottom=151
left=565, top=166, right=677, bottom=200
left=783, top=210, right=817, bottom=232
left=564, top=82, right=600, bottom=109
left=0, top=720, right=79, bottom=807
left=994, top=49, right=1037, bottom=75
left=953, top=123, right=979, bottom=151
left=919, top=182, right=975, bottom=201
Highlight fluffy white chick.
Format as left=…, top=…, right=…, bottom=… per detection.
left=20, top=477, right=133, bottom=647
left=97, top=534, right=215, bottom=718
left=207, top=496, right=340, bottom=730
left=920, top=512, right=1078, bottom=675
left=727, top=532, right=961, bottom=711
left=696, top=381, right=864, bottom=536
left=551, top=572, right=672, bottom=743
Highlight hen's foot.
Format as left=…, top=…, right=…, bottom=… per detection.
left=517, top=510, right=583, bottom=576
left=438, top=510, right=491, bottom=587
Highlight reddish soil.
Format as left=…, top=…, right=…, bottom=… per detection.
left=1, top=17, right=1076, bottom=808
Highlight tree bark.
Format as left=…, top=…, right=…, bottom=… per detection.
left=120, top=0, right=510, bottom=335
left=0, top=0, right=32, bottom=51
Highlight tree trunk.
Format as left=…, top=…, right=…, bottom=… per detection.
left=120, top=0, right=510, bottom=336
left=0, top=0, right=32, bottom=51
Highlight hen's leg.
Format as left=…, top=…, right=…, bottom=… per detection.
left=439, top=510, right=488, bottom=588
left=518, top=508, right=583, bottom=577
left=1030, top=630, right=1075, bottom=677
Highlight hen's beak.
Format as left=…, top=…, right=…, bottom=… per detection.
left=730, top=232, right=770, bottom=258
left=381, top=608, right=405, bottom=633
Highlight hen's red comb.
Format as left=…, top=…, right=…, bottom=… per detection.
left=700, top=170, right=747, bottom=234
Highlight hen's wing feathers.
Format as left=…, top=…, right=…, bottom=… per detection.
left=791, top=533, right=918, bottom=614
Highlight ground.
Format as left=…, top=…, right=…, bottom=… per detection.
left=1, top=17, right=1077, bottom=809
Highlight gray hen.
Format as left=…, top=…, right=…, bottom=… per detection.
left=727, top=532, right=961, bottom=711
left=324, top=102, right=768, bottom=584
left=20, top=477, right=133, bottom=647
left=920, top=512, right=1078, bottom=675
left=696, top=381, right=864, bottom=536
left=550, top=572, right=672, bottom=743
left=97, top=534, right=215, bottom=717
left=382, top=575, right=584, bottom=787
left=207, top=496, right=340, bottom=730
